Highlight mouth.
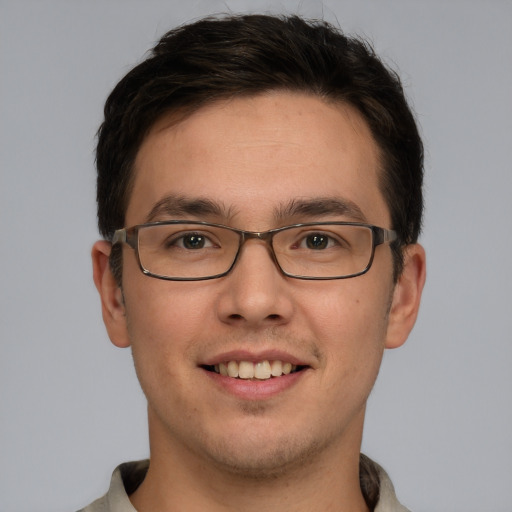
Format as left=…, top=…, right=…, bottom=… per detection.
left=201, top=360, right=307, bottom=380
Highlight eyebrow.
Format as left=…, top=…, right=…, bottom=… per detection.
left=145, top=195, right=233, bottom=223
left=145, top=194, right=367, bottom=224
left=275, top=197, right=368, bottom=223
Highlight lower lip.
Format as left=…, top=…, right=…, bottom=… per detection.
left=203, top=368, right=306, bottom=400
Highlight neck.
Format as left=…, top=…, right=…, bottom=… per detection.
left=130, top=410, right=370, bottom=512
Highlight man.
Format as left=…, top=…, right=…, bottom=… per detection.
left=84, top=13, right=426, bottom=512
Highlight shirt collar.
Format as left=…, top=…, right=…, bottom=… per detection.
left=88, top=456, right=409, bottom=512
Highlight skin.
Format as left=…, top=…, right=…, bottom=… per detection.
left=93, top=91, right=426, bottom=512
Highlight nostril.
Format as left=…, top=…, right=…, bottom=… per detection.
left=267, top=314, right=281, bottom=320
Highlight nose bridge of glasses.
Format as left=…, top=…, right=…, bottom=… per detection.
left=236, top=230, right=281, bottom=268
left=239, top=229, right=278, bottom=250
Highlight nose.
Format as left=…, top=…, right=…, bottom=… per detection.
left=216, top=239, right=294, bottom=328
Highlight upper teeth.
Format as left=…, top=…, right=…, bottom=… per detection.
left=215, top=360, right=296, bottom=380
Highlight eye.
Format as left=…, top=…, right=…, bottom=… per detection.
left=169, top=232, right=215, bottom=250
left=304, top=233, right=330, bottom=250
left=299, top=232, right=338, bottom=250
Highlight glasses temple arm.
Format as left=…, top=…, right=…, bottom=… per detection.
left=111, top=229, right=127, bottom=245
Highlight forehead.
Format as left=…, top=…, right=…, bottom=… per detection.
left=127, top=92, right=389, bottom=228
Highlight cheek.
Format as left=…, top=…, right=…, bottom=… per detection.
left=125, top=273, right=213, bottom=334
left=304, top=280, right=390, bottom=343
left=123, top=281, right=213, bottom=371
left=302, top=282, right=390, bottom=382
left=292, top=285, right=387, bottom=431
left=123, top=285, right=210, bottom=414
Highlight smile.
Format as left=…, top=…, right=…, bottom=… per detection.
left=206, top=360, right=303, bottom=380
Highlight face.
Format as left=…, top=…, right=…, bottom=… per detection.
left=94, top=91, right=424, bottom=477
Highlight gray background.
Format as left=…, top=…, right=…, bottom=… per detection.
left=1, top=1, right=511, bottom=511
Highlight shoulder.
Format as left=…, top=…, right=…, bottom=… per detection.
left=370, top=458, right=411, bottom=512
left=76, top=494, right=109, bottom=512
left=76, top=460, right=149, bottom=512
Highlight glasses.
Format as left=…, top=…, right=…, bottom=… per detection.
left=112, top=221, right=398, bottom=281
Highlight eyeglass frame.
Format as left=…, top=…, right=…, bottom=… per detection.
left=111, top=220, right=398, bottom=281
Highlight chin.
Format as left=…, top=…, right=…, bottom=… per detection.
left=198, top=427, right=333, bottom=480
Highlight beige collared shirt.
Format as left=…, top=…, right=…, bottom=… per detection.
left=78, top=457, right=410, bottom=512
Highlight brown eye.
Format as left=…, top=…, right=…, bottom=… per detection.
left=165, top=232, right=215, bottom=250
left=182, top=234, right=206, bottom=249
left=305, top=234, right=329, bottom=250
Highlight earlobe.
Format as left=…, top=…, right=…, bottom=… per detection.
left=91, top=240, right=131, bottom=348
left=385, top=244, right=426, bottom=349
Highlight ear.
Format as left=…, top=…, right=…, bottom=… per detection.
left=385, top=243, right=426, bottom=349
left=91, top=240, right=131, bottom=348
